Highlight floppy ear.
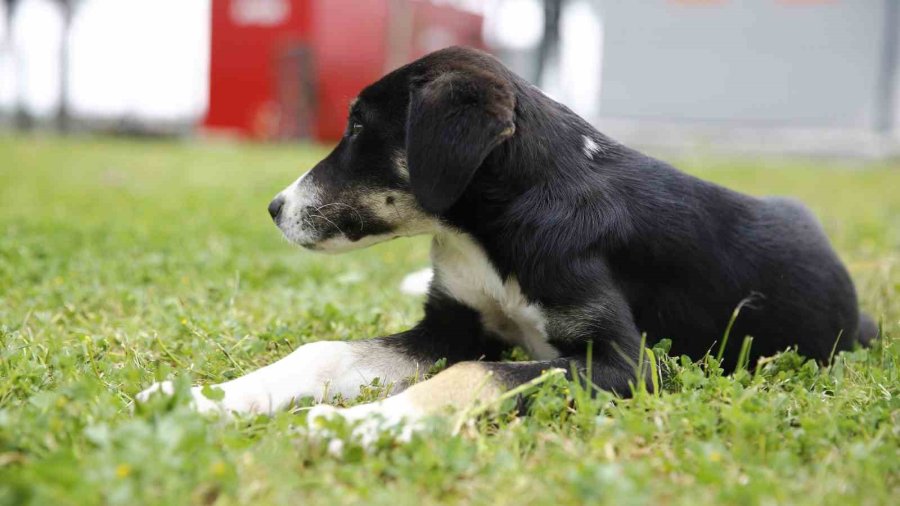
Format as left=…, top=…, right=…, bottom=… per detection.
left=406, top=70, right=516, bottom=214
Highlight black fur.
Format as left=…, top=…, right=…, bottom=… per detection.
left=288, top=47, right=877, bottom=395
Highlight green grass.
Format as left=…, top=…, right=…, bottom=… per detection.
left=1, top=135, right=898, bottom=505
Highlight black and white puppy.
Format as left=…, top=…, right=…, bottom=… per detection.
left=139, top=47, right=877, bottom=428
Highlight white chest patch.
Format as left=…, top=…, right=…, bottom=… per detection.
left=430, top=231, right=558, bottom=360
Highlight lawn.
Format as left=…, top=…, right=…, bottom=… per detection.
left=0, top=135, right=898, bottom=505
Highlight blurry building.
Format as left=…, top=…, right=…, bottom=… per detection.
left=592, top=0, right=900, bottom=156
left=1, top=0, right=898, bottom=156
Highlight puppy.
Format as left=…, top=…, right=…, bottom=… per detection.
left=139, top=47, right=877, bottom=429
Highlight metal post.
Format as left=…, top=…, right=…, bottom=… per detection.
left=534, top=0, right=563, bottom=86
left=876, top=0, right=899, bottom=133
left=55, top=0, right=75, bottom=133
left=3, top=0, right=20, bottom=127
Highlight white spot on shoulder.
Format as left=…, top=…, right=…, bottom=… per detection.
left=430, top=230, right=558, bottom=360
left=583, top=135, right=601, bottom=159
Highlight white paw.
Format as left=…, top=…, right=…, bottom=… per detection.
left=135, top=381, right=230, bottom=415
left=307, top=398, right=424, bottom=449
left=135, top=380, right=176, bottom=401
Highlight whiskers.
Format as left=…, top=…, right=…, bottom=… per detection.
left=308, top=212, right=345, bottom=236
left=308, top=202, right=366, bottom=233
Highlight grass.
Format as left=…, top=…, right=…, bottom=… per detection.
left=0, top=134, right=898, bottom=505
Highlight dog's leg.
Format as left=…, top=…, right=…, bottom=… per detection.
left=308, top=353, right=642, bottom=439
left=136, top=338, right=412, bottom=415
left=307, top=282, right=649, bottom=439
left=136, top=326, right=486, bottom=415
left=137, top=297, right=498, bottom=415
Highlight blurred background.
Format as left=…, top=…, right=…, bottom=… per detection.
left=0, top=0, right=898, bottom=156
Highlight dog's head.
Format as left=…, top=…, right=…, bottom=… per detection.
left=268, top=47, right=516, bottom=252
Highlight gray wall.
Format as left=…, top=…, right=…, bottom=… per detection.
left=595, top=0, right=897, bottom=132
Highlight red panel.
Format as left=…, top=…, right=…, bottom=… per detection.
left=311, top=0, right=389, bottom=140
left=204, top=0, right=485, bottom=142
left=204, top=0, right=312, bottom=139
left=310, top=0, right=485, bottom=141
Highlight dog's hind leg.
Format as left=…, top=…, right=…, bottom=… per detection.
left=307, top=353, right=643, bottom=440
left=856, top=312, right=880, bottom=346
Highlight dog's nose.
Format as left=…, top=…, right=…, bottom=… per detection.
left=267, top=196, right=285, bottom=222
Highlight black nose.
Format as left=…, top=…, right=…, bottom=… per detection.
left=267, top=196, right=285, bottom=222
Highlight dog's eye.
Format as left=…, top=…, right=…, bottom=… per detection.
left=350, top=122, right=363, bottom=137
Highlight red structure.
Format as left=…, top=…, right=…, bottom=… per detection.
left=204, top=0, right=484, bottom=141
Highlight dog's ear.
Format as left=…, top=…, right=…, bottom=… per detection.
left=406, top=70, right=516, bottom=214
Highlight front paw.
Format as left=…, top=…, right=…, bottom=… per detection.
left=135, top=381, right=229, bottom=415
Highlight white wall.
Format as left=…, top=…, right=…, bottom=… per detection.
left=1, top=0, right=210, bottom=123
left=0, top=1, right=12, bottom=108
left=7, top=0, right=64, bottom=117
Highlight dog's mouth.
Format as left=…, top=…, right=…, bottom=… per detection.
left=272, top=200, right=345, bottom=247
left=272, top=180, right=432, bottom=253
left=298, top=240, right=321, bottom=250
left=280, top=223, right=330, bottom=250
left=278, top=215, right=370, bottom=253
